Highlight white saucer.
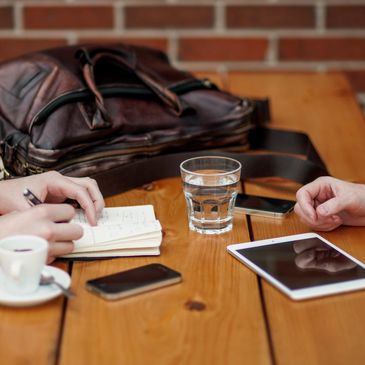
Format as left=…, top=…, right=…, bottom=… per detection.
left=0, top=266, right=71, bottom=307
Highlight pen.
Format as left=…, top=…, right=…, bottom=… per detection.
left=23, top=188, right=81, bottom=209
left=23, top=188, right=42, bottom=206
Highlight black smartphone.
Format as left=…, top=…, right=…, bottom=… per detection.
left=86, top=263, right=182, bottom=300
left=235, top=193, right=296, bottom=218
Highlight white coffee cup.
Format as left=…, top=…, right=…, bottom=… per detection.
left=0, top=235, right=48, bottom=295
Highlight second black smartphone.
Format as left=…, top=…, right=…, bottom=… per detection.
left=86, top=263, right=182, bottom=300
left=235, top=193, right=296, bottom=218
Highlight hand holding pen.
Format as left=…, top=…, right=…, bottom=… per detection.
left=24, top=188, right=83, bottom=208
left=0, top=171, right=104, bottom=225
left=23, top=188, right=43, bottom=206
left=0, top=172, right=104, bottom=262
left=23, top=188, right=72, bottom=225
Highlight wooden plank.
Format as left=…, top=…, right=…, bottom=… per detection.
left=228, top=72, right=365, bottom=365
left=0, top=261, right=68, bottom=365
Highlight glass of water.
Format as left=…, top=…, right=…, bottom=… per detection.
left=180, top=156, right=241, bottom=234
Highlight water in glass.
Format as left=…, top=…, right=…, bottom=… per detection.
left=183, top=169, right=239, bottom=234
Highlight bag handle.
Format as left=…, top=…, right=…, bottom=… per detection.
left=76, top=47, right=189, bottom=129
left=92, top=127, right=329, bottom=197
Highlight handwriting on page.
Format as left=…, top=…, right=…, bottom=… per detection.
left=72, top=205, right=156, bottom=226
left=72, top=205, right=161, bottom=250
left=74, top=221, right=162, bottom=248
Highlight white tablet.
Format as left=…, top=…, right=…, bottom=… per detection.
left=227, top=233, right=365, bottom=300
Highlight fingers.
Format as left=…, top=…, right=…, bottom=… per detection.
left=68, top=176, right=105, bottom=217
left=0, top=205, right=77, bottom=237
left=45, top=222, right=82, bottom=263
left=47, top=241, right=75, bottom=262
left=32, top=204, right=76, bottom=223
left=294, top=200, right=343, bottom=231
left=45, top=172, right=104, bottom=226
left=63, top=176, right=104, bottom=225
left=0, top=205, right=82, bottom=262
left=34, top=207, right=82, bottom=262
left=1, top=171, right=105, bottom=226
left=295, top=177, right=337, bottom=218
left=47, top=222, right=83, bottom=242
left=317, top=197, right=346, bottom=217
left=294, top=176, right=348, bottom=231
left=294, top=202, right=319, bottom=227
left=304, top=217, right=342, bottom=231
left=295, top=186, right=318, bottom=222
left=294, top=202, right=315, bottom=226
left=30, top=206, right=83, bottom=261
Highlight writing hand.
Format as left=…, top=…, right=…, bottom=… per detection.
left=0, top=171, right=104, bottom=226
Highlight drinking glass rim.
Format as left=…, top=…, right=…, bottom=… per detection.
left=180, top=156, right=241, bottom=176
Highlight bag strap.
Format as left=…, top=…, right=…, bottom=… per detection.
left=249, top=127, right=326, bottom=169
left=92, top=127, right=329, bottom=197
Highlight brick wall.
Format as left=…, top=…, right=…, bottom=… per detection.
left=1, top=0, right=365, bottom=95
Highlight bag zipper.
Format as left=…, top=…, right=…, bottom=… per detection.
left=30, top=79, right=216, bottom=131
left=16, top=122, right=252, bottom=175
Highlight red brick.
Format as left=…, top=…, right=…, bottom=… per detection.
left=345, top=71, right=365, bottom=93
left=227, top=6, right=315, bottom=29
left=24, top=6, right=113, bottom=30
left=78, top=38, right=168, bottom=53
left=327, top=6, right=365, bottom=28
left=0, top=6, right=13, bottom=29
left=179, top=38, right=268, bottom=62
left=125, top=6, right=213, bottom=29
left=0, top=39, right=67, bottom=62
left=279, top=38, right=365, bottom=61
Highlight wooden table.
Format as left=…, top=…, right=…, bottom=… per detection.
left=2, top=72, right=365, bottom=365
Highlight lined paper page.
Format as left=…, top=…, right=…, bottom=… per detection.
left=71, top=205, right=162, bottom=252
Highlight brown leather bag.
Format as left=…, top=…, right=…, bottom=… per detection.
left=0, top=43, right=328, bottom=196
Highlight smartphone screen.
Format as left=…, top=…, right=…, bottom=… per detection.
left=86, top=263, right=182, bottom=300
left=235, top=193, right=296, bottom=218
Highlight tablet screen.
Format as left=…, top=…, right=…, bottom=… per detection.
left=236, top=237, right=365, bottom=290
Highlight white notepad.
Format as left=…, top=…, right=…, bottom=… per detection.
left=62, top=205, right=162, bottom=258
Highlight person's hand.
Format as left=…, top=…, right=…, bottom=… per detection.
left=293, top=239, right=356, bottom=273
left=295, top=176, right=365, bottom=231
left=0, top=204, right=83, bottom=263
left=0, top=171, right=104, bottom=226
